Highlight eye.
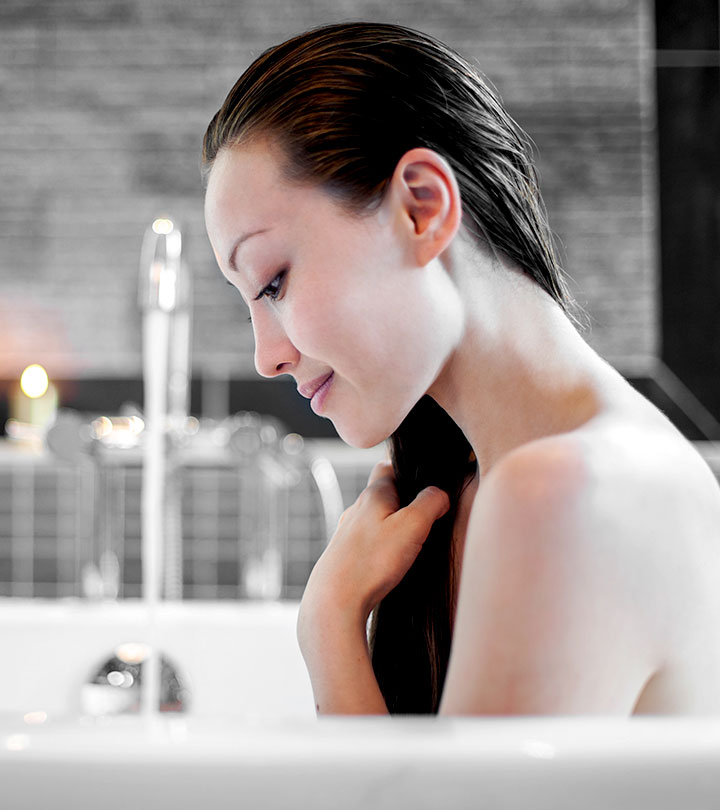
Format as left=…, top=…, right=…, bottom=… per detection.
left=254, top=268, right=287, bottom=302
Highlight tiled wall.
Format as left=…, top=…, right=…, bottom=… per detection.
left=0, top=0, right=656, bottom=382
left=0, top=439, right=383, bottom=600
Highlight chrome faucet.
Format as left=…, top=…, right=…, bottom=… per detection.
left=138, top=217, right=192, bottom=436
left=138, top=216, right=192, bottom=603
left=137, top=215, right=192, bottom=715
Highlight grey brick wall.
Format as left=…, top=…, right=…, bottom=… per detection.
left=0, top=0, right=656, bottom=380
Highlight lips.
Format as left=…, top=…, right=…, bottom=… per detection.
left=298, top=372, right=334, bottom=400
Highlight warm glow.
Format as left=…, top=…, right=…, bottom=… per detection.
left=19, top=364, right=48, bottom=399
left=91, top=416, right=113, bottom=440
left=129, top=416, right=145, bottom=435
left=115, top=642, right=150, bottom=665
left=23, top=711, right=48, bottom=725
left=152, top=218, right=174, bottom=235
left=91, top=416, right=144, bottom=445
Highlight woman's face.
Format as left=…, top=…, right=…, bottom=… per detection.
left=204, top=139, right=464, bottom=447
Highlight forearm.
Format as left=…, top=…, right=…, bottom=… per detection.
left=297, top=605, right=389, bottom=715
left=292, top=461, right=449, bottom=715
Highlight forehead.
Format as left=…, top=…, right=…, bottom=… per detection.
left=204, top=139, right=289, bottom=231
left=204, top=140, right=373, bottom=276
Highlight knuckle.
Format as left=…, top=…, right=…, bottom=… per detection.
left=363, top=477, right=391, bottom=500
left=367, top=459, right=393, bottom=482
left=337, top=506, right=353, bottom=525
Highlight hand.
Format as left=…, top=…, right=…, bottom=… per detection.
left=298, top=460, right=450, bottom=643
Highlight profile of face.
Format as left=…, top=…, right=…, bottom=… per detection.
left=204, top=137, right=466, bottom=448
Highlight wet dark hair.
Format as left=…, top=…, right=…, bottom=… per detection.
left=203, top=21, right=578, bottom=713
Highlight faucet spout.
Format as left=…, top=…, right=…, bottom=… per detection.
left=139, top=217, right=184, bottom=313
left=139, top=217, right=192, bottom=436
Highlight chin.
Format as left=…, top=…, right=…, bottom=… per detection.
left=331, top=410, right=407, bottom=450
left=335, top=425, right=389, bottom=450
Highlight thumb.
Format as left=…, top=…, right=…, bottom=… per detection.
left=408, top=486, right=451, bottom=526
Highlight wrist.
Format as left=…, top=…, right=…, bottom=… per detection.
left=297, top=590, right=369, bottom=659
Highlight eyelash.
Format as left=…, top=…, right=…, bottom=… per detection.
left=243, top=268, right=287, bottom=324
left=254, top=269, right=287, bottom=303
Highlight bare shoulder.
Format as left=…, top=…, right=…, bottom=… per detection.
left=440, top=417, right=720, bottom=714
left=475, top=432, right=591, bottom=529
left=461, top=432, right=627, bottom=610
left=466, top=418, right=720, bottom=623
left=476, top=416, right=720, bottom=551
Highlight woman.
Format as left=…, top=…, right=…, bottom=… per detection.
left=202, top=22, right=720, bottom=715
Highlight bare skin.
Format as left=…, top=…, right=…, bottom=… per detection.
left=205, top=139, right=720, bottom=716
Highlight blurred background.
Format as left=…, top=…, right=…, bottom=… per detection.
left=0, top=0, right=718, bottom=601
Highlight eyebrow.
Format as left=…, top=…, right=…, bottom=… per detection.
left=227, top=228, right=270, bottom=274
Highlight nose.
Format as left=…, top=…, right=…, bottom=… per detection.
left=251, top=308, right=300, bottom=378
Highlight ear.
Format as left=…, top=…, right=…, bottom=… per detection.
left=389, top=147, right=462, bottom=267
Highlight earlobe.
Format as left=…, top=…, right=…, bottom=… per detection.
left=393, top=148, right=462, bottom=266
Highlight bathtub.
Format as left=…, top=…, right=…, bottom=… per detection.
left=1, top=599, right=720, bottom=809
left=0, top=598, right=314, bottom=719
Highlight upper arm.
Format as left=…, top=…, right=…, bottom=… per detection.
left=439, top=440, right=657, bottom=715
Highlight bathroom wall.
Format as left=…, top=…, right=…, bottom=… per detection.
left=0, top=0, right=656, bottom=385
left=0, top=439, right=381, bottom=599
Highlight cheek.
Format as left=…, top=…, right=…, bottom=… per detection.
left=283, top=291, right=347, bottom=362
left=284, top=278, right=373, bottom=361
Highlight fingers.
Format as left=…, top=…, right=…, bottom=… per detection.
left=366, top=459, right=394, bottom=487
left=363, top=460, right=399, bottom=514
left=397, top=485, right=451, bottom=532
left=363, top=463, right=449, bottom=533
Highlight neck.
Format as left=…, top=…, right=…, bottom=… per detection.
left=427, top=252, right=613, bottom=475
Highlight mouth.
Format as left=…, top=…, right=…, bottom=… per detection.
left=298, top=372, right=334, bottom=415
left=298, top=372, right=334, bottom=400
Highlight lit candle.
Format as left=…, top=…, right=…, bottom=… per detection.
left=9, top=364, right=59, bottom=427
